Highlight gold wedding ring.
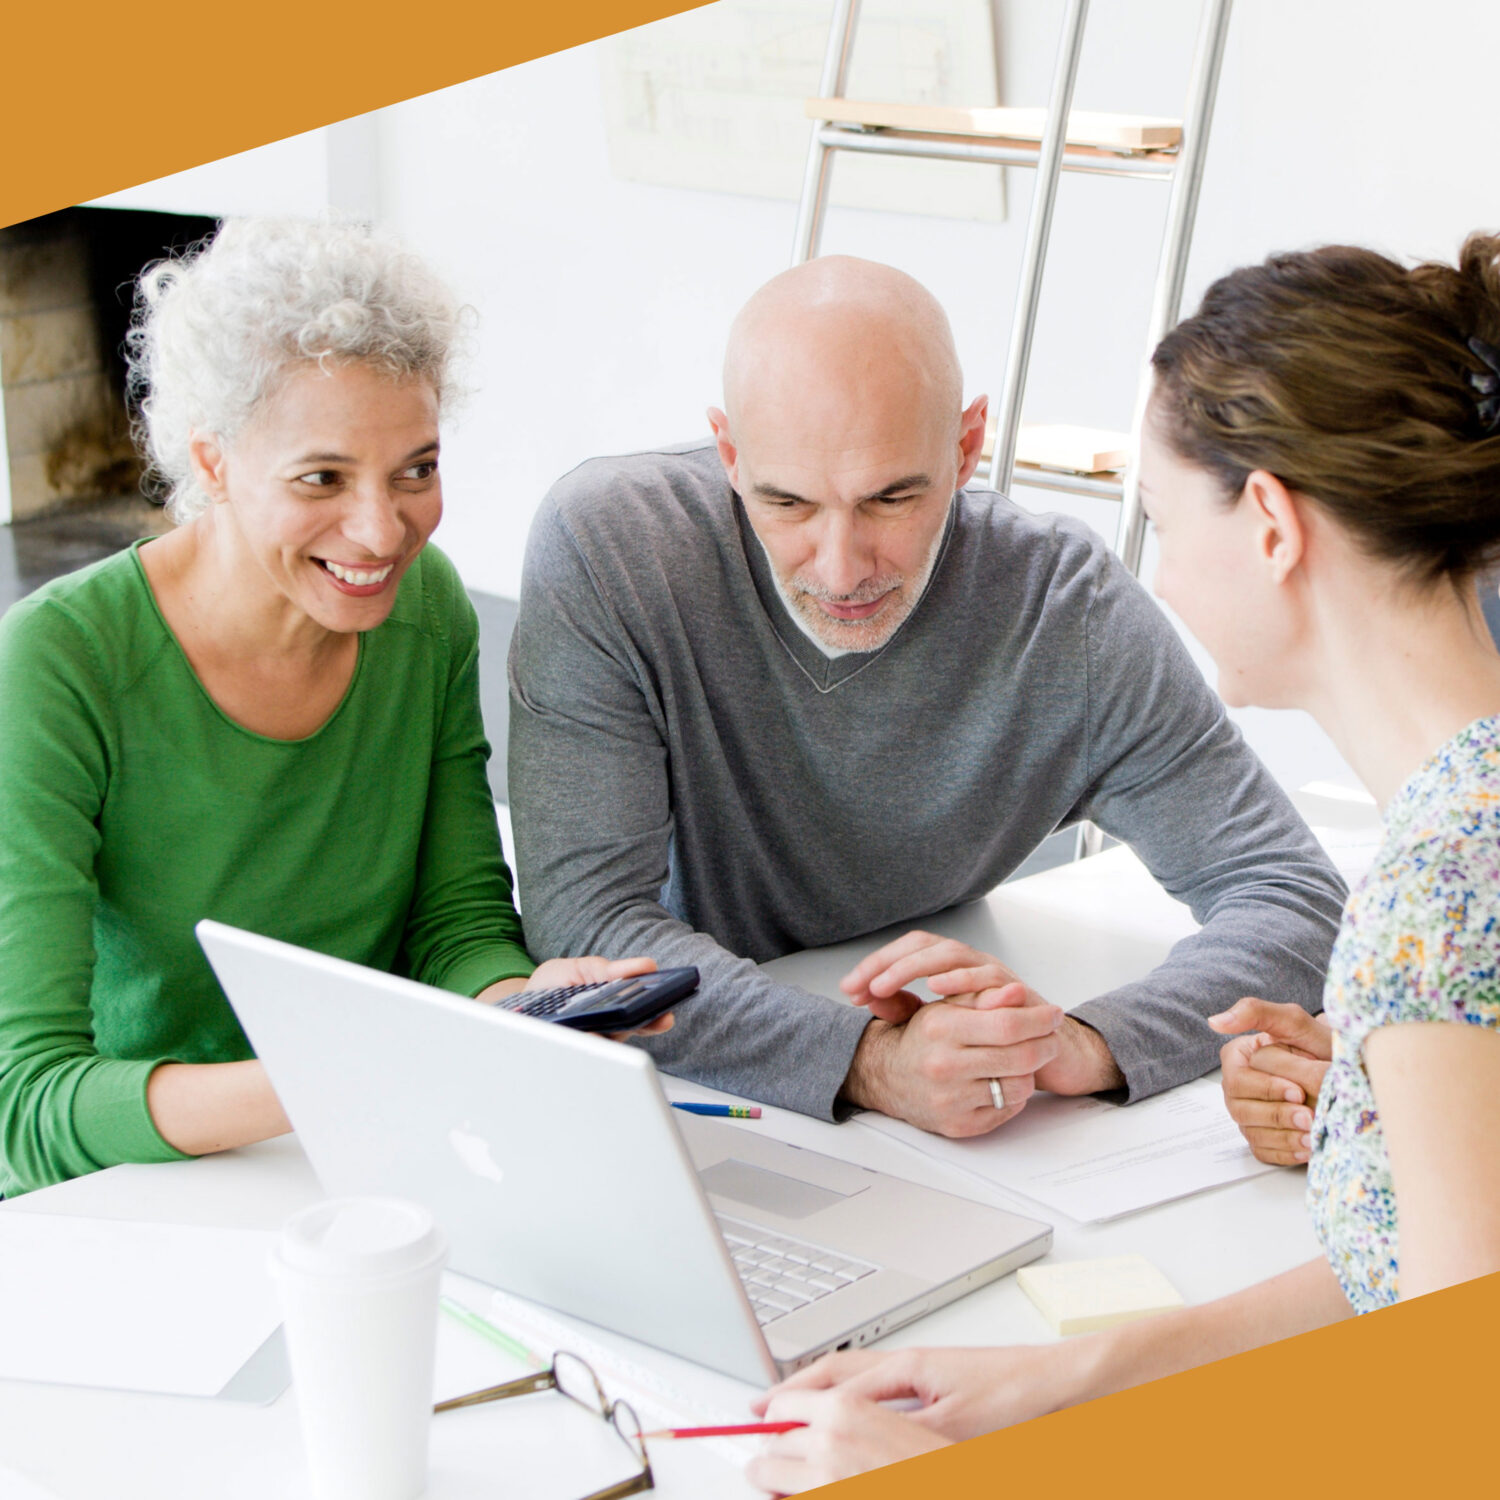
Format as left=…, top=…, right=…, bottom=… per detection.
left=989, top=1077, right=1006, bottom=1110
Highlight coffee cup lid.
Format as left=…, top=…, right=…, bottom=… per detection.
left=278, top=1197, right=446, bottom=1278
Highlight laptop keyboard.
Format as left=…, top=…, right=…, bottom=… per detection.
left=715, top=1214, right=878, bottom=1326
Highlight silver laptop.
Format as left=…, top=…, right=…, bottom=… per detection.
left=199, top=920, right=1051, bottom=1384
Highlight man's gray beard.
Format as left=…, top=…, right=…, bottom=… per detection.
left=761, top=525, right=947, bottom=659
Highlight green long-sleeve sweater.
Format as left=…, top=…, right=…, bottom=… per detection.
left=0, top=540, right=534, bottom=1195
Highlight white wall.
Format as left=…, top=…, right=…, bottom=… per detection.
left=87, top=118, right=380, bottom=222
left=79, top=0, right=1500, bottom=792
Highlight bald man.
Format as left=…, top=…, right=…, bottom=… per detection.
left=507, top=257, right=1345, bottom=1134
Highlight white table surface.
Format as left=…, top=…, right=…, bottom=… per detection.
left=0, top=843, right=1358, bottom=1500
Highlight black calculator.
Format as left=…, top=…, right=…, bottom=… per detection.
left=493, top=967, right=698, bottom=1032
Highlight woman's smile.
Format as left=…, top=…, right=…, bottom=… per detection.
left=315, top=557, right=401, bottom=594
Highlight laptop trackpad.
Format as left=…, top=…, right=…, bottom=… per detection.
left=699, top=1158, right=848, bottom=1221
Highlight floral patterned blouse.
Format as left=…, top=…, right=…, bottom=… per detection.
left=1307, top=713, right=1500, bottom=1313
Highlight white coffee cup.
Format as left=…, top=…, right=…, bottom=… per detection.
left=269, top=1197, right=448, bottom=1500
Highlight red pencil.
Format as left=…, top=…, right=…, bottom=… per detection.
left=640, top=1421, right=807, bottom=1440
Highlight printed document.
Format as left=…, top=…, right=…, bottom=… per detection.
left=855, top=1076, right=1273, bottom=1223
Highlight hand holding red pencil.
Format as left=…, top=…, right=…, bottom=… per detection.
left=741, top=1344, right=1078, bottom=1492
left=740, top=1387, right=948, bottom=1493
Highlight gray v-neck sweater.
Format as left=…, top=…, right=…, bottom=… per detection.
left=508, top=443, right=1345, bottom=1120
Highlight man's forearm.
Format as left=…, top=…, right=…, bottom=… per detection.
left=522, top=884, right=873, bottom=1119
left=838, top=1019, right=899, bottom=1112
left=1069, top=880, right=1342, bottom=1103
left=1038, top=1015, right=1125, bottom=1094
left=634, top=927, right=877, bottom=1119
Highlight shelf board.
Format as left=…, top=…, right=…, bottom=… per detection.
left=1016, top=424, right=1130, bottom=474
left=984, top=423, right=1131, bottom=475
left=806, top=99, right=1181, bottom=154
left=975, top=462, right=1126, bottom=503
left=1008, top=464, right=1126, bottom=502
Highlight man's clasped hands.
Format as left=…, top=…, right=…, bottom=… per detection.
left=840, top=929, right=1320, bottom=1163
left=837, top=930, right=1127, bottom=1135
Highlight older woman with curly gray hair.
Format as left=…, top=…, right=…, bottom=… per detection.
left=0, top=218, right=657, bottom=1195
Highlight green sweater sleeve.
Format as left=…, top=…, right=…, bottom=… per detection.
left=0, top=598, right=187, bottom=1195
left=398, top=574, right=535, bottom=997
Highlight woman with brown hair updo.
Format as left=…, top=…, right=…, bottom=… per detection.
left=743, top=232, right=1500, bottom=1492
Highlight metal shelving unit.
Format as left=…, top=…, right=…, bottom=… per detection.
left=792, top=0, right=1234, bottom=577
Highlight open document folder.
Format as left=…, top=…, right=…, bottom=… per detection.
left=855, top=1076, right=1273, bottom=1223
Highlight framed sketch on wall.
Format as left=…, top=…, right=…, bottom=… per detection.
left=600, top=0, right=1005, bottom=222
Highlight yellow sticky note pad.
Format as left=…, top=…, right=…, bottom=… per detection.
left=1017, top=1256, right=1185, bottom=1336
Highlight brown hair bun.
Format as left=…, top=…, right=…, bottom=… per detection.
left=1150, top=232, right=1500, bottom=584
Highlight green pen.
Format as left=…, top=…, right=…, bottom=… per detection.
left=440, top=1295, right=548, bottom=1369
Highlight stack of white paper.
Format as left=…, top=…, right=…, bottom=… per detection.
left=0, top=1214, right=281, bottom=1397
left=855, top=1076, right=1273, bottom=1223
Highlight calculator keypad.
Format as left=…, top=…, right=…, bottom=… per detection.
left=496, top=981, right=610, bottom=1017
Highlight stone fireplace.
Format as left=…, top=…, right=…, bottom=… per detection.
left=0, top=206, right=216, bottom=534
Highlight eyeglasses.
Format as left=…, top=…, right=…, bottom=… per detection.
left=434, top=1350, right=654, bottom=1499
